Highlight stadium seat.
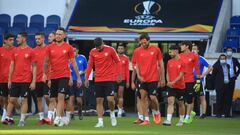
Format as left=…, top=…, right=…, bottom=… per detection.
left=0, top=27, right=3, bottom=45
left=230, top=16, right=240, bottom=29
left=0, top=14, right=11, bottom=32
left=26, top=27, right=39, bottom=35
left=223, top=39, right=239, bottom=52
left=13, top=14, right=28, bottom=30
left=8, top=27, right=24, bottom=36
left=29, top=14, right=44, bottom=31
left=226, top=28, right=240, bottom=42
left=27, top=35, right=36, bottom=48
left=46, top=15, right=61, bottom=29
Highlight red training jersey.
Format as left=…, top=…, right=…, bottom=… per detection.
left=167, top=58, right=186, bottom=89
left=0, top=46, right=15, bottom=83
left=118, top=54, right=130, bottom=83
left=11, top=46, right=36, bottom=83
left=85, top=45, right=121, bottom=82
left=46, top=42, right=74, bottom=79
left=133, top=45, right=163, bottom=82
left=179, top=52, right=200, bottom=83
left=34, top=45, right=48, bottom=82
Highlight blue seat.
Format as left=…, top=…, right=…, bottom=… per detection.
left=27, top=35, right=36, bottom=48
left=230, top=16, right=240, bottom=29
left=223, top=39, right=239, bottom=52
left=8, top=27, right=24, bottom=36
left=29, top=14, right=44, bottom=31
left=26, top=27, right=39, bottom=35
left=226, top=28, right=240, bottom=42
left=0, top=27, right=3, bottom=46
left=46, top=15, right=60, bottom=29
left=0, top=14, right=11, bottom=33
left=13, top=14, right=28, bottom=31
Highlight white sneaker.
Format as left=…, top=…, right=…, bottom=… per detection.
left=163, top=120, right=171, bottom=126
left=94, top=122, right=104, bottom=128
left=117, top=110, right=122, bottom=118
left=53, top=118, right=60, bottom=126
left=176, top=121, right=184, bottom=126
left=57, top=119, right=65, bottom=127
left=111, top=117, right=117, bottom=126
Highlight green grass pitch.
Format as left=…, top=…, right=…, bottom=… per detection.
left=0, top=116, right=239, bottom=135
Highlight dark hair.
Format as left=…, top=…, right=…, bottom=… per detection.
left=180, top=41, right=192, bottom=50
left=225, top=47, right=233, bottom=51
left=72, top=44, right=79, bottom=50
left=192, top=43, right=198, bottom=49
left=36, top=32, right=44, bottom=37
left=4, top=33, right=14, bottom=40
left=169, top=45, right=180, bottom=52
left=56, top=27, right=66, bottom=33
left=94, top=37, right=103, bottom=47
left=139, top=33, right=150, bottom=41
left=18, top=32, right=28, bottom=39
left=49, top=31, right=55, bottom=35
left=219, top=54, right=226, bottom=59
left=116, top=42, right=127, bottom=49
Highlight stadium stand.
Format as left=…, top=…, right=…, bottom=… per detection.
left=13, top=14, right=28, bottom=31
left=0, top=27, right=3, bottom=45
left=0, top=14, right=11, bottom=33
left=46, top=15, right=61, bottom=30
left=29, top=14, right=45, bottom=32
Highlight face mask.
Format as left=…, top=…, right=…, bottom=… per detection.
left=220, top=60, right=226, bottom=64
left=226, top=51, right=233, bottom=57
left=192, top=50, right=198, bottom=54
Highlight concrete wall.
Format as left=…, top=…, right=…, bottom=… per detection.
left=233, top=0, right=240, bottom=16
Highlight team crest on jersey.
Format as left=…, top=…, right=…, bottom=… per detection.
left=178, top=65, right=181, bottom=68
left=104, top=52, right=108, bottom=56
left=188, top=58, right=192, bottom=62
left=150, top=52, right=154, bottom=55
left=122, top=60, right=125, bottom=64
left=78, top=60, right=82, bottom=64
left=51, top=50, right=55, bottom=53
left=25, top=53, right=29, bottom=58
left=15, top=53, right=18, bottom=57
left=0, top=54, right=4, bottom=57
left=63, top=50, right=67, bottom=54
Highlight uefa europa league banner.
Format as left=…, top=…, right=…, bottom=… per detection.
left=68, top=0, right=222, bottom=33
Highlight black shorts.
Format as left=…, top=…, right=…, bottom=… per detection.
left=0, top=83, right=9, bottom=97
left=50, top=77, right=70, bottom=98
left=33, top=82, right=49, bottom=97
left=117, top=80, right=126, bottom=87
left=184, top=82, right=195, bottom=104
left=133, top=79, right=141, bottom=98
left=195, top=82, right=205, bottom=97
left=139, top=81, right=158, bottom=96
left=70, top=80, right=84, bottom=97
left=94, top=81, right=115, bottom=98
left=167, top=87, right=185, bottom=101
left=10, top=83, right=30, bottom=97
